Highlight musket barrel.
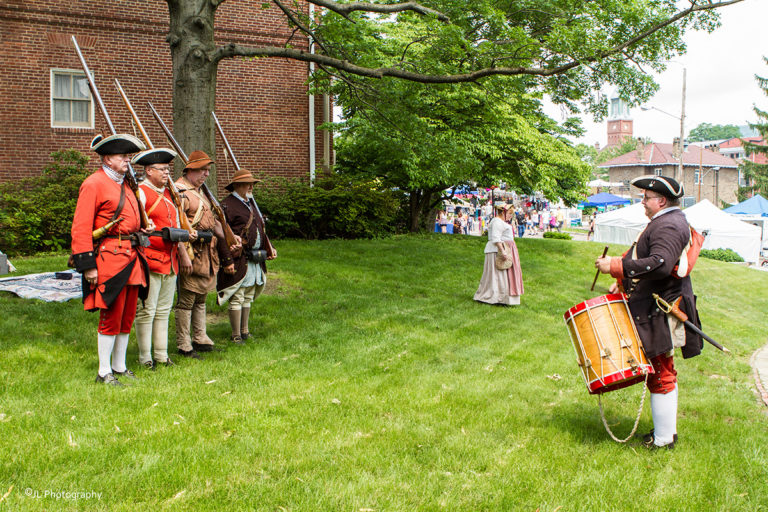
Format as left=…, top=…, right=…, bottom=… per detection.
left=212, top=111, right=240, bottom=171
left=72, top=36, right=115, bottom=134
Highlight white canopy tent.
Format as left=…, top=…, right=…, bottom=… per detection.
left=594, top=203, right=648, bottom=246
left=683, top=200, right=762, bottom=263
left=594, top=200, right=761, bottom=263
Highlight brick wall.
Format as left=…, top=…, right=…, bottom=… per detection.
left=0, top=0, right=331, bottom=192
left=607, top=164, right=739, bottom=204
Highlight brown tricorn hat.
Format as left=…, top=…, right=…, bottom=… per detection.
left=184, top=150, right=215, bottom=171
left=225, top=169, right=261, bottom=192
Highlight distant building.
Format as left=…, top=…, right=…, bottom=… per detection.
left=597, top=141, right=738, bottom=205
left=693, top=136, right=766, bottom=190
left=606, top=92, right=633, bottom=147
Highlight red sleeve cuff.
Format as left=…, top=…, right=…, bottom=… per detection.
left=609, top=257, right=624, bottom=279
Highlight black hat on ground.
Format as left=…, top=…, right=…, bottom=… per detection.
left=630, top=175, right=684, bottom=199
left=90, top=134, right=145, bottom=156
left=131, top=148, right=177, bottom=166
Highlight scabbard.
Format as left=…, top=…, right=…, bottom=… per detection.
left=683, top=319, right=729, bottom=353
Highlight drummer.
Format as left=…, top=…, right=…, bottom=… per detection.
left=595, top=175, right=703, bottom=450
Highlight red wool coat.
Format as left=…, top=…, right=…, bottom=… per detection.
left=71, top=168, right=148, bottom=311
left=139, top=183, right=179, bottom=275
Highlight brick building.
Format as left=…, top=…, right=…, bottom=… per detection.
left=0, top=0, right=331, bottom=192
left=598, top=141, right=739, bottom=205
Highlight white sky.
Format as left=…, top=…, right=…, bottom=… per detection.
left=554, top=0, right=768, bottom=147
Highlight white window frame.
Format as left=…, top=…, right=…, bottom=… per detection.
left=653, top=167, right=662, bottom=176
left=50, top=68, right=94, bottom=129
left=694, top=170, right=701, bottom=185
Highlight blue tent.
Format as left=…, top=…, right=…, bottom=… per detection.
left=723, top=194, right=768, bottom=217
left=579, top=192, right=631, bottom=208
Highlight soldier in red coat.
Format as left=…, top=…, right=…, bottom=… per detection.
left=133, top=147, right=192, bottom=370
left=596, top=175, right=702, bottom=449
left=71, top=133, right=151, bottom=386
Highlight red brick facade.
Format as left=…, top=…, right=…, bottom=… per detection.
left=0, top=0, right=332, bottom=192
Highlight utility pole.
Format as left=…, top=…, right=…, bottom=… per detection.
left=678, top=68, right=686, bottom=183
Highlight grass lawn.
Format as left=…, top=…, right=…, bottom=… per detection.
left=1, top=234, right=767, bottom=511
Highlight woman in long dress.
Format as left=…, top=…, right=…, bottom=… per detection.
left=473, top=204, right=524, bottom=305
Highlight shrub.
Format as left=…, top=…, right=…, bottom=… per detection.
left=253, top=174, right=400, bottom=239
left=699, top=248, right=744, bottom=262
left=543, top=231, right=572, bottom=240
left=0, top=149, right=90, bottom=255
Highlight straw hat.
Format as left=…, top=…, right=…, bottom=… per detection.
left=225, top=169, right=261, bottom=191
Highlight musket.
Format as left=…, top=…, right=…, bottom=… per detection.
left=113, top=80, right=195, bottom=237
left=147, top=102, right=240, bottom=252
left=652, top=293, right=730, bottom=354
left=212, top=111, right=240, bottom=171
left=213, top=111, right=276, bottom=259
left=71, top=36, right=151, bottom=230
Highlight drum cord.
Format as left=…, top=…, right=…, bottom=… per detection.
left=597, top=373, right=649, bottom=443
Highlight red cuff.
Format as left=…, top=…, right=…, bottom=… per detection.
left=609, top=257, right=624, bottom=279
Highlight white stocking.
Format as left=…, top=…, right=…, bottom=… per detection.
left=97, top=333, right=116, bottom=377
left=650, top=385, right=678, bottom=446
left=111, top=333, right=130, bottom=373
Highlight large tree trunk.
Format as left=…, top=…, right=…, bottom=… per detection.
left=166, top=0, right=220, bottom=187
left=408, top=187, right=443, bottom=233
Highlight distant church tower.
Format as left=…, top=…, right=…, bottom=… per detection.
left=606, top=92, right=633, bottom=147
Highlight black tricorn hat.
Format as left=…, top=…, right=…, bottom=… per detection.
left=90, top=133, right=145, bottom=156
left=131, top=148, right=177, bottom=166
left=631, top=175, right=684, bottom=199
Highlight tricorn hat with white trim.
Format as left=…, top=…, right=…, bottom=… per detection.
left=90, top=133, right=146, bottom=156
left=630, top=175, right=684, bottom=199
left=131, top=148, right=178, bottom=166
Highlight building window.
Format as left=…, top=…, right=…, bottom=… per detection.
left=51, top=69, right=93, bottom=128
left=739, top=169, right=748, bottom=187
left=654, top=168, right=662, bottom=176
left=694, top=170, right=701, bottom=184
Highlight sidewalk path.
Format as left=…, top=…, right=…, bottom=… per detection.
left=750, top=345, right=768, bottom=408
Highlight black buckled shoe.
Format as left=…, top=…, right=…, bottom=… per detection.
left=178, top=349, right=202, bottom=359
left=95, top=373, right=123, bottom=387
left=162, top=358, right=175, bottom=367
left=642, top=430, right=677, bottom=450
left=192, top=342, right=218, bottom=353
left=143, top=360, right=156, bottom=371
left=240, top=332, right=250, bottom=341
left=112, top=369, right=138, bottom=380
left=230, top=335, right=244, bottom=345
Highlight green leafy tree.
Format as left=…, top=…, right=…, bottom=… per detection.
left=333, top=78, right=590, bottom=231
left=162, top=0, right=740, bottom=185
left=687, top=123, right=742, bottom=142
left=739, top=58, right=768, bottom=200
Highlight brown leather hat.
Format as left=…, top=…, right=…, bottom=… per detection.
left=184, top=150, right=214, bottom=170
left=225, top=169, right=261, bottom=191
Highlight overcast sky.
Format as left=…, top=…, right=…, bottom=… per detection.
left=558, top=0, right=767, bottom=147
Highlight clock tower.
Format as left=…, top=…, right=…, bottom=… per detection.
left=606, top=92, right=633, bottom=147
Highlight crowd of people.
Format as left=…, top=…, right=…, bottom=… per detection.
left=437, top=198, right=576, bottom=238
left=71, top=133, right=275, bottom=386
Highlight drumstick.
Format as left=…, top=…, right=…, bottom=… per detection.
left=591, top=246, right=609, bottom=291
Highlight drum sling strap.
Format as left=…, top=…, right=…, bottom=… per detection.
left=597, top=374, right=649, bottom=443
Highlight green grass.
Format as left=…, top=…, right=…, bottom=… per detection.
left=1, top=235, right=767, bottom=511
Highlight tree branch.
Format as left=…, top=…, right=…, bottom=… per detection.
left=308, top=0, right=450, bottom=23
left=215, top=0, right=742, bottom=83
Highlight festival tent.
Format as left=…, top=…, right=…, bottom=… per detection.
left=723, top=194, right=768, bottom=216
left=593, top=203, right=649, bottom=246
left=579, top=192, right=632, bottom=208
left=683, top=200, right=762, bottom=263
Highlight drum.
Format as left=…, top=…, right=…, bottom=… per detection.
left=563, top=293, right=653, bottom=394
